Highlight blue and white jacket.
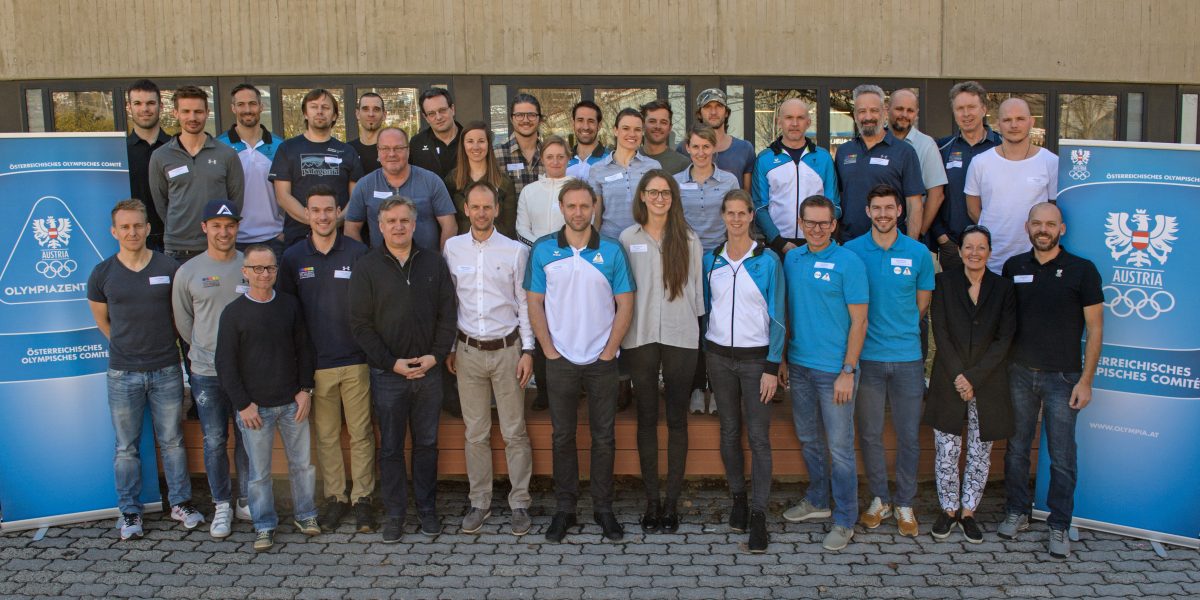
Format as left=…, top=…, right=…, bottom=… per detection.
left=751, top=137, right=839, bottom=248
left=702, top=242, right=786, bottom=373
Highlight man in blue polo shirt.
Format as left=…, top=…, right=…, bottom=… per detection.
left=525, top=179, right=634, bottom=544
left=218, top=83, right=285, bottom=255
left=932, top=81, right=1001, bottom=270
left=834, top=84, right=925, bottom=240
left=278, top=185, right=375, bottom=535
left=781, top=194, right=869, bottom=552
left=844, top=184, right=934, bottom=538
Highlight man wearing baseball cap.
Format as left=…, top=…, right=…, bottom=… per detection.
left=677, top=88, right=756, bottom=190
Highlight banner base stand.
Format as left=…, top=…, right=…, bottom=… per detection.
left=31, top=525, right=48, bottom=541
left=1, top=501, right=163, bottom=533
left=1033, top=509, right=1200, bottom=549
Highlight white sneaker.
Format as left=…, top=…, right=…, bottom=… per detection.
left=170, top=503, right=205, bottom=530
left=235, top=497, right=252, bottom=521
left=689, top=389, right=706, bottom=414
left=706, top=390, right=718, bottom=415
left=118, top=513, right=143, bottom=540
left=210, top=502, right=233, bottom=539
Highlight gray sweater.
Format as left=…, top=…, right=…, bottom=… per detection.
left=150, top=134, right=245, bottom=252
left=171, top=251, right=245, bottom=376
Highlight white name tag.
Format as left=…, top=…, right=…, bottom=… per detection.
left=946, top=160, right=963, bottom=170
left=1028, top=176, right=1047, bottom=185
left=679, top=182, right=699, bottom=191
left=814, top=261, right=835, bottom=269
left=604, top=173, right=624, bottom=182
left=869, top=157, right=890, bottom=166
left=890, top=258, right=913, bottom=267
left=148, top=275, right=171, bottom=285
left=334, top=269, right=352, bottom=279
left=325, top=156, right=342, bottom=165
left=455, top=265, right=476, bottom=274
left=373, top=190, right=392, bottom=199
left=167, top=165, right=189, bottom=179
left=235, top=284, right=250, bottom=293
left=629, top=244, right=648, bottom=253
left=506, top=163, right=524, bottom=172
left=1014, top=275, right=1034, bottom=283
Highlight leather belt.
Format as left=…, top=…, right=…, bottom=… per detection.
left=457, top=328, right=520, bottom=351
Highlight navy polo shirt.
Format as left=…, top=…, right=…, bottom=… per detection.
left=844, top=232, right=935, bottom=362
left=278, top=234, right=370, bottom=369
left=834, top=131, right=925, bottom=239
left=933, top=128, right=1002, bottom=245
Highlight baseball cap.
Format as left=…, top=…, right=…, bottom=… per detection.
left=695, top=88, right=728, bottom=108
left=202, top=199, right=242, bottom=222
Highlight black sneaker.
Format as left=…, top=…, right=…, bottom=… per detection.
left=640, top=500, right=661, bottom=534
left=748, top=510, right=768, bottom=553
left=419, top=512, right=441, bottom=536
left=354, top=498, right=377, bottom=533
left=594, top=511, right=624, bottom=541
left=931, top=511, right=957, bottom=540
left=960, top=515, right=983, bottom=544
left=545, top=511, right=577, bottom=542
left=729, top=493, right=749, bottom=532
left=381, top=517, right=403, bottom=543
left=319, top=497, right=349, bottom=532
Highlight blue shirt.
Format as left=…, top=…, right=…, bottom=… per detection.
left=588, top=152, right=662, bottom=239
left=833, top=131, right=925, bottom=239
left=934, top=128, right=1002, bottom=245
left=345, top=166, right=455, bottom=251
left=783, top=242, right=869, bottom=373
left=277, top=234, right=370, bottom=369
left=844, top=232, right=935, bottom=362
left=675, top=165, right=739, bottom=251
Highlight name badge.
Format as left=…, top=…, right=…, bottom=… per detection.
left=890, top=258, right=913, bottom=267
left=814, top=261, right=835, bottom=269
left=235, top=284, right=250, bottom=293
left=946, top=160, right=963, bottom=170
left=869, top=157, right=890, bottom=166
left=506, top=163, right=524, bottom=172
left=604, top=172, right=624, bottom=182
left=148, top=275, right=171, bottom=285
left=1014, top=275, right=1034, bottom=283
left=373, top=190, right=392, bottom=199
left=325, top=156, right=342, bottom=165
left=679, top=182, right=699, bottom=191
left=629, top=244, right=648, bottom=253
left=1027, top=176, right=1047, bottom=185
left=455, top=265, right=476, bottom=274
left=167, top=165, right=189, bottom=179
left=334, top=269, right=352, bottom=279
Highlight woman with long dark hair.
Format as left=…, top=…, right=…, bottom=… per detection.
left=444, top=120, right=518, bottom=238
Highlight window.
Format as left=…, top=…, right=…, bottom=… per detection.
left=52, top=91, right=115, bottom=132
left=725, top=85, right=745, bottom=140
left=1059, top=94, right=1118, bottom=141
left=141, top=85, right=218, bottom=136
left=1125, top=92, right=1143, bottom=142
left=356, top=87, right=420, bottom=138
left=986, top=92, right=1048, bottom=146
left=282, top=87, right=347, bottom=141
left=595, top=88, right=658, bottom=146
left=25, top=89, right=45, bottom=133
left=517, top=87, right=581, bottom=141
left=489, top=84, right=509, bottom=142
left=753, top=89, right=818, bottom=154
left=1182, top=93, right=1199, bottom=144
left=668, top=84, right=688, bottom=148
left=829, top=89, right=855, bottom=156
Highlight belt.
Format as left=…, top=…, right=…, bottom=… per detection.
left=457, top=328, right=520, bottom=351
left=706, top=342, right=769, bottom=361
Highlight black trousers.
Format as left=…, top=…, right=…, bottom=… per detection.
left=625, top=343, right=697, bottom=506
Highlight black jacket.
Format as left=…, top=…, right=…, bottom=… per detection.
left=348, top=244, right=457, bottom=371
left=923, top=268, right=1017, bottom=441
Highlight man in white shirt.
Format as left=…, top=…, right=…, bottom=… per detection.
left=443, top=181, right=535, bottom=537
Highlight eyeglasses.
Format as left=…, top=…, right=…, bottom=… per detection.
left=244, top=265, right=278, bottom=274
left=511, top=112, right=541, bottom=121
left=642, top=189, right=672, bottom=200
left=801, top=219, right=835, bottom=230
left=378, top=145, right=409, bottom=154
left=962, top=224, right=991, bottom=235
left=424, top=107, right=451, bottom=118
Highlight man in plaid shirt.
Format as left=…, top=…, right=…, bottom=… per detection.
left=496, top=92, right=546, bottom=196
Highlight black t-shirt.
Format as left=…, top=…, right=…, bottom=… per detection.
left=349, top=138, right=380, bottom=175
left=87, top=252, right=180, bottom=371
left=270, top=135, right=364, bottom=245
left=127, top=130, right=172, bottom=244
left=1002, top=248, right=1104, bottom=372
left=783, top=144, right=806, bottom=164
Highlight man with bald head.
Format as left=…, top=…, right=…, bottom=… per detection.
left=999, top=202, right=1103, bottom=560
left=964, top=98, right=1058, bottom=273
left=887, top=89, right=947, bottom=238
left=751, top=98, right=838, bottom=254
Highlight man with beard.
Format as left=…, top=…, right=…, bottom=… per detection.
left=844, top=185, right=934, bottom=538
left=565, top=100, right=608, bottom=181
left=126, top=79, right=171, bottom=251
left=409, top=88, right=462, bottom=179
left=350, top=92, right=386, bottom=174
left=834, top=84, right=924, bottom=240
left=640, top=99, right=690, bottom=174
left=150, top=86, right=245, bottom=264
left=932, top=82, right=1001, bottom=270
left=496, top=93, right=545, bottom=195
left=271, top=88, right=364, bottom=246
left=999, top=202, right=1103, bottom=560
left=677, top=88, right=755, bottom=189
left=887, top=89, right=947, bottom=239
left=965, top=98, right=1059, bottom=273
left=218, top=84, right=285, bottom=255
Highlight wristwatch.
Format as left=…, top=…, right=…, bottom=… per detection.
left=841, top=364, right=856, bottom=375
left=300, top=387, right=314, bottom=395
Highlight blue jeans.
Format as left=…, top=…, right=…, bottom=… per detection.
left=789, top=363, right=859, bottom=528
left=107, top=365, right=190, bottom=514
left=191, top=373, right=249, bottom=504
left=855, top=359, right=925, bottom=508
left=371, top=367, right=442, bottom=520
left=1005, top=363, right=1080, bottom=530
left=235, top=402, right=317, bottom=531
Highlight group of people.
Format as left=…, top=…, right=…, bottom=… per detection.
left=95, top=78, right=1102, bottom=559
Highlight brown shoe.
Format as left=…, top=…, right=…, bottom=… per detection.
left=859, top=497, right=892, bottom=529
left=895, top=506, right=919, bottom=537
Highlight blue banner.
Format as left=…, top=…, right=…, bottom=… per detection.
left=0, top=132, right=161, bottom=531
left=1036, top=140, right=1200, bottom=548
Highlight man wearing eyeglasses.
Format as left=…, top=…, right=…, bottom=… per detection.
left=496, top=93, right=546, bottom=195
left=409, top=88, right=462, bottom=180
left=216, top=243, right=319, bottom=552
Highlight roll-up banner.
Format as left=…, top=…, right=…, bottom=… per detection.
left=0, top=132, right=161, bottom=532
left=1037, top=140, right=1199, bottom=548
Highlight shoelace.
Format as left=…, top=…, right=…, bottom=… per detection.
left=178, top=504, right=200, bottom=518
left=1051, top=529, right=1067, bottom=542
left=896, top=506, right=915, bottom=521
left=122, top=514, right=140, bottom=527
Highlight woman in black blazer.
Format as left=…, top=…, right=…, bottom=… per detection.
left=923, top=225, right=1016, bottom=543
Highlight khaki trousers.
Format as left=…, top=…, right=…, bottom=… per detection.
left=313, top=364, right=376, bottom=503
left=456, top=343, right=533, bottom=510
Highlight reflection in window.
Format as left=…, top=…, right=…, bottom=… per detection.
left=725, top=85, right=745, bottom=139
left=282, top=87, right=347, bottom=141
left=489, top=85, right=509, bottom=142
left=1182, top=94, right=1198, bottom=144
left=1059, top=94, right=1117, bottom=141
left=1125, top=93, right=1143, bottom=142
left=753, top=89, right=818, bottom=153
left=25, top=89, right=45, bottom=132
left=986, top=92, right=1047, bottom=146
left=829, top=89, right=855, bottom=156
left=140, top=86, right=218, bottom=136
left=52, top=91, right=115, bottom=132
left=356, top=87, right=420, bottom=138
left=668, top=85, right=687, bottom=148
left=517, top=87, right=581, bottom=142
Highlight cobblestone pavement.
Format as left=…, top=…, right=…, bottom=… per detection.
left=1, top=477, right=1197, bottom=599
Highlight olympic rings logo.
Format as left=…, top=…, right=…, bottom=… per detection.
left=1103, top=285, right=1175, bottom=320
left=35, top=259, right=77, bottom=278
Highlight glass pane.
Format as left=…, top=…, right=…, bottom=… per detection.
left=489, top=84, right=509, bottom=142
left=986, top=92, right=1048, bottom=146
left=829, top=89, right=855, bottom=157
left=357, top=87, right=420, bottom=138
left=1059, top=94, right=1117, bottom=141
left=725, top=85, right=745, bottom=139
left=518, top=87, right=581, bottom=141
left=668, top=85, right=688, bottom=148
left=282, top=87, right=347, bottom=141
left=1182, top=94, right=1198, bottom=144
left=52, top=91, right=115, bottom=132
left=25, top=89, right=45, bottom=132
left=753, top=89, right=818, bottom=154
left=1125, top=92, right=1143, bottom=141
left=142, top=86, right=218, bottom=136
left=251, top=85, right=274, bottom=135
left=594, top=88, right=657, bottom=147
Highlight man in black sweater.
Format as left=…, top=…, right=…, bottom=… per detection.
left=216, top=244, right=319, bottom=553
left=349, top=195, right=457, bottom=543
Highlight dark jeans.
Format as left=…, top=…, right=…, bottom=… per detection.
left=1004, top=363, right=1081, bottom=530
left=625, top=343, right=696, bottom=506
left=371, top=367, right=443, bottom=520
left=533, top=339, right=550, bottom=403
left=707, top=351, right=773, bottom=512
left=546, top=356, right=618, bottom=513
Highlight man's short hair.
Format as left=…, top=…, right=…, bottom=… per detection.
left=799, top=194, right=836, bottom=220
left=852, top=84, right=886, bottom=103
left=510, top=93, right=542, bottom=117
left=305, top=184, right=339, bottom=204
left=463, top=180, right=499, bottom=207
left=111, top=198, right=147, bottom=224
left=419, top=87, right=454, bottom=113
left=243, top=243, right=276, bottom=263
left=128, top=79, right=161, bottom=101
left=173, top=85, right=209, bottom=108
left=378, top=126, right=409, bottom=144
left=572, top=100, right=602, bottom=123
left=866, top=184, right=901, bottom=207
left=303, top=88, right=340, bottom=117
left=378, top=195, right=416, bottom=219
left=229, top=83, right=261, bottom=100
left=357, top=92, right=383, bottom=108
left=558, top=178, right=597, bottom=204
left=949, top=81, right=988, bottom=108
left=639, top=99, right=672, bottom=120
